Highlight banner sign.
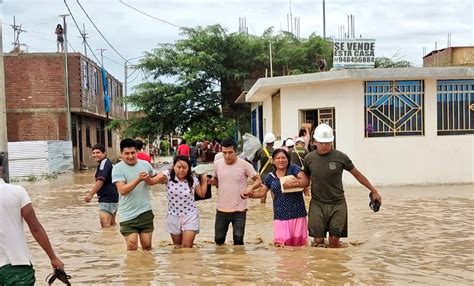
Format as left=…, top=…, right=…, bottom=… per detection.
left=333, top=39, right=375, bottom=68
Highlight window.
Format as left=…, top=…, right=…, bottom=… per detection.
left=303, top=108, right=336, bottom=147
left=96, top=120, right=105, bottom=145
left=85, top=125, right=91, bottom=147
left=107, top=129, right=113, bottom=148
left=91, top=67, right=98, bottom=96
left=271, top=92, right=281, bottom=138
left=81, top=60, right=89, bottom=90
left=365, top=80, right=424, bottom=137
left=437, top=80, right=474, bottom=135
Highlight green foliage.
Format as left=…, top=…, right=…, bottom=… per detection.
left=113, top=24, right=333, bottom=140
left=375, top=57, right=413, bottom=68
left=159, top=140, right=170, bottom=156
left=183, top=117, right=237, bottom=143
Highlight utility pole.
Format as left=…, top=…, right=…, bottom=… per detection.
left=269, top=41, right=273, bottom=77
left=323, top=0, right=326, bottom=39
left=79, top=23, right=88, bottom=57
left=0, top=0, right=10, bottom=182
left=124, top=61, right=128, bottom=119
left=59, top=14, right=72, bottom=142
left=97, top=48, right=106, bottom=67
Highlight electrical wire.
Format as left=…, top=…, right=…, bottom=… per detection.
left=119, top=0, right=184, bottom=29
left=63, top=0, right=102, bottom=64
left=76, top=0, right=127, bottom=61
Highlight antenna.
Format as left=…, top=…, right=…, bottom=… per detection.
left=238, top=17, right=248, bottom=35
left=79, top=23, right=89, bottom=56
left=10, top=16, right=27, bottom=53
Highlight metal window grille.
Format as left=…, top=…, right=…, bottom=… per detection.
left=437, top=80, right=474, bottom=135
left=365, top=80, right=424, bottom=137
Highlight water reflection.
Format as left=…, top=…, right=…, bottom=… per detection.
left=18, top=172, right=474, bottom=285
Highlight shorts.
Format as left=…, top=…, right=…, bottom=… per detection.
left=308, top=199, right=348, bottom=238
left=166, top=213, right=200, bottom=235
left=120, top=210, right=154, bottom=236
left=0, top=264, right=35, bottom=285
left=99, top=202, right=118, bottom=216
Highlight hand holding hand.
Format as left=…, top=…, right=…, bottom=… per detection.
left=139, top=171, right=150, bottom=182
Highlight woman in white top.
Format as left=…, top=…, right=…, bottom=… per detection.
left=155, top=156, right=208, bottom=248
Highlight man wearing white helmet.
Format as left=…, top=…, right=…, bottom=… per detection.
left=253, top=133, right=276, bottom=203
left=299, top=123, right=382, bottom=248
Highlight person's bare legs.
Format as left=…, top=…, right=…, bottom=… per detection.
left=313, top=237, right=325, bottom=247
left=139, top=232, right=153, bottom=250
left=181, top=230, right=196, bottom=248
left=125, top=233, right=139, bottom=251
left=99, top=212, right=114, bottom=228
left=171, top=234, right=182, bottom=247
left=328, top=235, right=341, bottom=248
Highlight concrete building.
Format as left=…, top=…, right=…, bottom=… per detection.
left=245, top=67, right=474, bottom=185
left=4, top=53, right=125, bottom=173
left=423, top=46, right=474, bottom=67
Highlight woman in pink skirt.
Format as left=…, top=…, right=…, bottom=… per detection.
left=242, top=149, right=309, bottom=246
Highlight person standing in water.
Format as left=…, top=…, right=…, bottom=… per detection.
left=154, top=156, right=208, bottom=248
left=295, top=123, right=382, bottom=248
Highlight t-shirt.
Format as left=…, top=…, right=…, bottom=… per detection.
left=0, top=180, right=33, bottom=266
left=303, top=149, right=354, bottom=203
left=177, top=144, right=190, bottom=157
left=137, top=152, right=152, bottom=164
left=213, top=157, right=257, bottom=212
left=257, top=147, right=274, bottom=180
left=112, top=160, right=156, bottom=222
left=290, top=147, right=308, bottom=168
left=95, top=158, right=119, bottom=203
left=189, top=146, right=199, bottom=158
left=163, top=170, right=199, bottom=216
left=264, top=164, right=307, bottom=220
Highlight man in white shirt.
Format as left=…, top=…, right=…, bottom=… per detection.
left=0, top=156, right=64, bottom=285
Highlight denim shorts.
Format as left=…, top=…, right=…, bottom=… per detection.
left=99, top=202, right=118, bottom=216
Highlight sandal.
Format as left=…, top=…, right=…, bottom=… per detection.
left=46, top=268, right=71, bottom=285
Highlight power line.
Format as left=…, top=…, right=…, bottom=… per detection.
left=119, top=0, right=184, bottom=29
left=76, top=0, right=127, bottom=61
left=63, top=0, right=102, bottom=64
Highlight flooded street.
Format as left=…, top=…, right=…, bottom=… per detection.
left=20, top=171, right=473, bottom=285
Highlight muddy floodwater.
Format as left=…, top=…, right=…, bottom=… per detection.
left=18, top=170, right=473, bottom=285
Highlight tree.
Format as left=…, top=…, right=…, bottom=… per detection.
left=116, top=25, right=333, bottom=140
left=375, top=57, right=413, bottom=68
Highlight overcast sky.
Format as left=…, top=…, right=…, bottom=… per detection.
left=2, top=0, right=473, bottom=89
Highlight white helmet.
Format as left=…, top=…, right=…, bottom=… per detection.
left=313, top=123, right=334, bottom=143
left=263, top=132, right=276, bottom=144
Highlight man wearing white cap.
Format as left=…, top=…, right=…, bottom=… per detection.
left=253, top=132, right=276, bottom=203
left=297, top=123, right=382, bottom=248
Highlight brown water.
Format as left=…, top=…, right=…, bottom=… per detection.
left=19, top=171, right=474, bottom=285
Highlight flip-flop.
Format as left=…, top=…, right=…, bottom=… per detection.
left=46, top=268, right=71, bottom=286
left=369, top=192, right=381, bottom=212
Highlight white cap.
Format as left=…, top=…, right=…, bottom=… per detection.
left=263, top=133, right=276, bottom=144
left=295, top=137, right=305, bottom=145
left=285, top=138, right=295, bottom=147
left=313, top=123, right=334, bottom=143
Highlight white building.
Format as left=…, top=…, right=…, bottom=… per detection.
left=245, top=67, right=474, bottom=185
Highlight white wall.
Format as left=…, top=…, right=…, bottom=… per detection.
left=269, top=79, right=474, bottom=186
